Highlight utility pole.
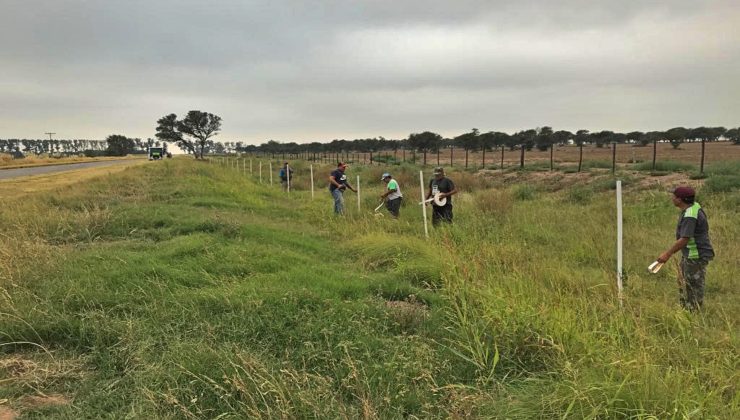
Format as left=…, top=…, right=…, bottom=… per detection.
left=45, top=132, right=56, bottom=155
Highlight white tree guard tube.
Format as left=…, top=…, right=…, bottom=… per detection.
left=310, top=164, right=314, bottom=199
left=357, top=175, right=361, bottom=212
left=420, top=170, right=429, bottom=238
left=616, top=180, right=623, bottom=307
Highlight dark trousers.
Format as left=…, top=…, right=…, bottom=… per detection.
left=679, top=257, right=709, bottom=311
left=431, top=204, right=453, bottom=226
left=386, top=197, right=402, bottom=217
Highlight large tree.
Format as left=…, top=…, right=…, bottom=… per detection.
left=725, top=127, right=740, bottom=145
left=454, top=128, right=480, bottom=168
left=105, top=134, right=137, bottom=156
left=156, top=110, right=222, bottom=159
left=665, top=127, right=688, bottom=149
left=407, top=131, right=442, bottom=165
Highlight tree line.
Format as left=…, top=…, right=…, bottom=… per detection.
left=237, top=126, right=738, bottom=158
left=0, top=136, right=168, bottom=158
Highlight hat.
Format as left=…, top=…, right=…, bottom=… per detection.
left=672, top=186, right=695, bottom=199
left=381, top=172, right=391, bottom=180
left=433, top=167, right=444, bottom=175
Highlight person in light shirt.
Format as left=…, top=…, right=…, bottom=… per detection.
left=380, top=173, right=403, bottom=218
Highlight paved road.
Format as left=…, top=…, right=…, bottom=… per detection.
left=0, top=160, right=142, bottom=180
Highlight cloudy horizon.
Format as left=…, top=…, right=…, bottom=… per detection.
left=1, top=0, right=738, bottom=143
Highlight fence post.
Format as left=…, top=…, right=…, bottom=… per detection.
left=616, top=180, right=623, bottom=308
left=611, top=142, right=617, bottom=174
left=287, top=164, right=291, bottom=193
left=310, top=164, right=314, bottom=199
left=259, top=161, right=262, bottom=183
left=270, top=162, right=273, bottom=185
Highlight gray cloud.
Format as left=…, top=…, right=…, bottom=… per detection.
left=1, top=0, right=738, bottom=142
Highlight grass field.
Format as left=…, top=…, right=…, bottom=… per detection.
left=1, top=158, right=738, bottom=418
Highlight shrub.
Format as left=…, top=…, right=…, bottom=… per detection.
left=372, top=155, right=401, bottom=165
left=349, top=233, right=442, bottom=287
left=474, top=189, right=513, bottom=217
left=83, top=150, right=109, bottom=157
left=633, top=160, right=695, bottom=172
left=580, top=160, right=613, bottom=169
left=704, top=175, right=740, bottom=193
left=512, top=185, right=537, bottom=200
left=566, top=186, right=594, bottom=204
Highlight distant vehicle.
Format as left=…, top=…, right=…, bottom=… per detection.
left=148, top=147, right=164, bottom=160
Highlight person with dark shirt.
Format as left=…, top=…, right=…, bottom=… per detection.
left=328, top=162, right=356, bottom=214
left=426, top=167, right=458, bottom=226
left=656, top=186, right=715, bottom=311
left=279, top=162, right=294, bottom=191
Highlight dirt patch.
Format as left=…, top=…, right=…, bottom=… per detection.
left=0, top=358, right=38, bottom=377
left=0, top=406, right=19, bottom=420
left=477, top=166, right=703, bottom=193
left=20, top=394, right=70, bottom=409
left=385, top=295, right=429, bottom=331
left=631, top=171, right=701, bottom=191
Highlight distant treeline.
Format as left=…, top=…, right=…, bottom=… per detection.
left=0, top=137, right=167, bottom=157
left=221, top=126, right=740, bottom=158
left=3, top=126, right=738, bottom=159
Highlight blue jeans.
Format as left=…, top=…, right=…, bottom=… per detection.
left=332, top=188, right=344, bottom=214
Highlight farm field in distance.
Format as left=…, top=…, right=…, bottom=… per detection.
left=314, top=141, right=740, bottom=169
left=1, top=157, right=738, bottom=418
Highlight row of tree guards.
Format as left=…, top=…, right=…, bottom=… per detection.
left=227, top=139, right=721, bottom=174
left=210, top=156, right=627, bottom=306
left=210, top=157, right=437, bottom=236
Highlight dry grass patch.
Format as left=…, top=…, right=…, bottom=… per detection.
left=0, top=160, right=147, bottom=196
left=0, top=154, right=143, bottom=169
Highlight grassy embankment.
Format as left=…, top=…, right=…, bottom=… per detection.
left=1, top=158, right=738, bottom=418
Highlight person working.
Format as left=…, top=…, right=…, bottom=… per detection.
left=656, top=186, right=714, bottom=311
left=328, top=162, right=356, bottom=214
left=380, top=173, right=403, bottom=218
left=426, top=167, right=457, bottom=226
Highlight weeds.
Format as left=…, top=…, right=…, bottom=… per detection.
left=0, top=158, right=737, bottom=418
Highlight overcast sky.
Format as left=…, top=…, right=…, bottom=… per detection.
left=1, top=0, right=738, bottom=144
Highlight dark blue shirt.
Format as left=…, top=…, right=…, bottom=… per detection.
left=329, top=169, right=348, bottom=191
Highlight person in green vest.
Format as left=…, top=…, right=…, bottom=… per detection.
left=656, top=186, right=715, bottom=311
left=380, top=173, right=403, bottom=218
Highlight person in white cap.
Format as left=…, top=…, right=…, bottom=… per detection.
left=380, top=173, right=403, bottom=218
left=426, top=167, right=457, bottom=226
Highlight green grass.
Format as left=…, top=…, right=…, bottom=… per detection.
left=633, top=160, right=696, bottom=172
left=1, top=158, right=737, bottom=418
left=701, top=160, right=740, bottom=193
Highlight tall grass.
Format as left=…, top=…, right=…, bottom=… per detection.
left=1, top=158, right=737, bottom=418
